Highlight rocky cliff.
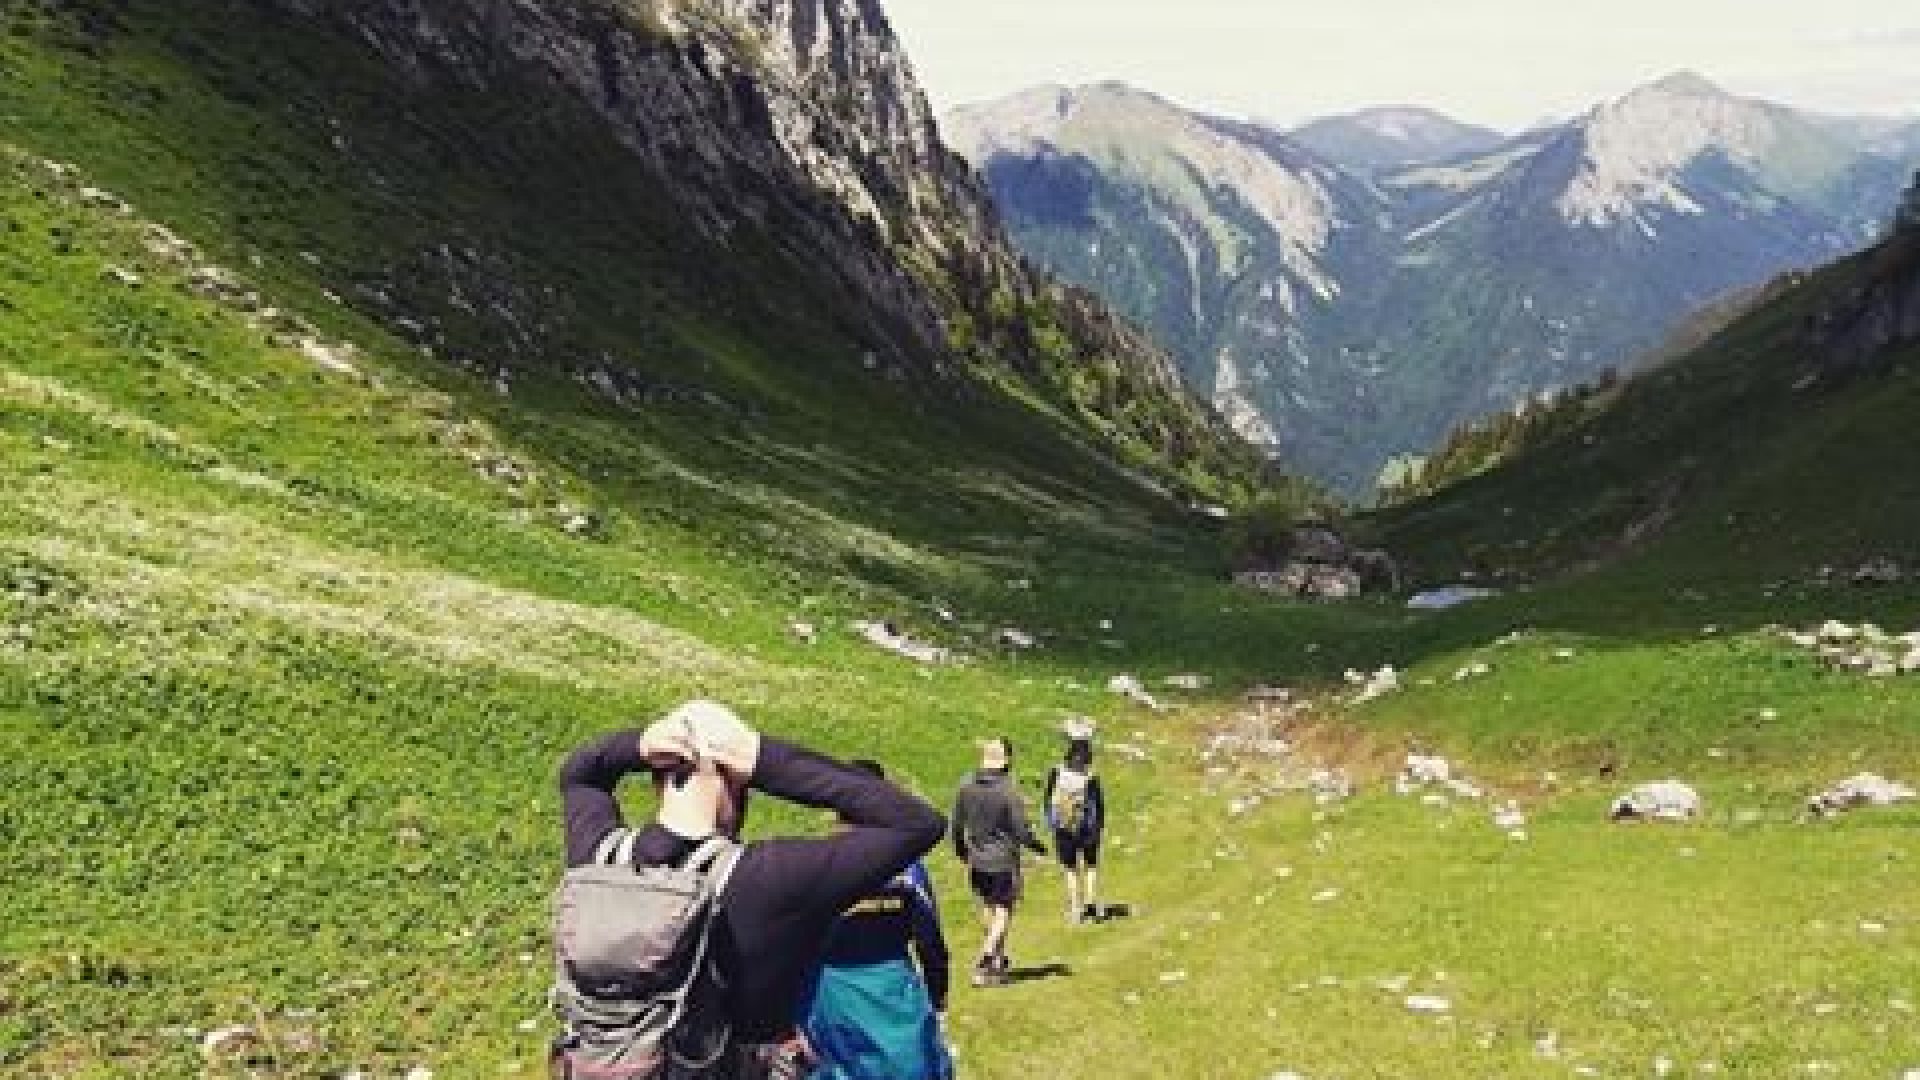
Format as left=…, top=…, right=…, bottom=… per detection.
left=264, top=0, right=1250, bottom=485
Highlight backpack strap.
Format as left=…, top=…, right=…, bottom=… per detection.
left=660, top=836, right=746, bottom=1071
left=591, top=826, right=636, bottom=866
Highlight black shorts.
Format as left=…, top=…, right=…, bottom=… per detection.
left=1054, top=829, right=1100, bottom=869
left=968, top=868, right=1021, bottom=908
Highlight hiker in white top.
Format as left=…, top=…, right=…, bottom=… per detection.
left=1041, top=717, right=1107, bottom=924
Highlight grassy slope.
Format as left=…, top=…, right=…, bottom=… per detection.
left=2, top=4, right=1918, bottom=1078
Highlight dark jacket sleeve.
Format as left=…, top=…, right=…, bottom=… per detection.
left=558, top=729, right=648, bottom=867
left=1040, top=766, right=1058, bottom=831
left=745, top=739, right=947, bottom=915
left=1090, top=774, right=1106, bottom=834
left=905, top=863, right=950, bottom=1011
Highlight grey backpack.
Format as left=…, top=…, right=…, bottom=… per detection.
left=551, top=829, right=745, bottom=1078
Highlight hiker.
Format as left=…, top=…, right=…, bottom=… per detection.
left=951, top=736, right=1046, bottom=987
left=552, top=701, right=946, bottom=1079
left=1042, top=717, right=1106, bottom=923
left=799, top=760, right=953, bottom=1080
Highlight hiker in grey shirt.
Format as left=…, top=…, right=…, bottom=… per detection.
left=950, top=736, right=1046, bottom=987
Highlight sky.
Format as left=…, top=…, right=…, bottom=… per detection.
left=881, top=0, right=1920, bottom=132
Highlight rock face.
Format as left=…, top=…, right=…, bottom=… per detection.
left=264, top=0, right=1253, bottom=490
left=1897, top=171, right=1920, bottom=233
left=1804, top=221, right=1920, bottom=377
left=275, top=0, right=964, bottom=359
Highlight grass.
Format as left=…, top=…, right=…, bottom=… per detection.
left=1, top=2, right=1919, bottom=1077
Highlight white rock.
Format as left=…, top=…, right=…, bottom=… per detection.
left=996, top=627, right=1036, bottom=649
left=1808, top=772, right=1916, bottom=817
left=1106, top=673, right=1161, bottom=709
left=1351, top=665, right=1400, bottom=704
left=201, top=1026, right=259, bottom=1057
left=1609, top=780, right=1702, bottom=822
left=1404, top=994, right=1451, bottom=1014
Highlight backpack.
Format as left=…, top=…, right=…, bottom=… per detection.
left=551, top=829, right=745, bottom=1079
left=1050, top=767, right=1092, bottom=835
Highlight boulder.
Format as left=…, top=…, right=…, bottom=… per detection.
left=1808, top=773, right=1916, bottom=817
left=1287, top=524, right=1348, bottom=565
left=995, top=627, right=1037, bottom=650
left=1349, top=547, right=1402, bottom=593
left=1609, top=780, right=1702, bottom=822
left=1305, top=565, right=1361, bottom=599
left=1852, top=557, right=1905, bottom=586
left=1106, top=673, right=1161, bottom=710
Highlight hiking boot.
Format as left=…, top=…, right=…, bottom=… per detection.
left=1083, top=903, right=1101, bottom=923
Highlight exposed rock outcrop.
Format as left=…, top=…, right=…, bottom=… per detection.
left=263, top=0, right=1254, bottom=490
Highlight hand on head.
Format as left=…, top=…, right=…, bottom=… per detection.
left=641, top=699, right=762, bottom=779
left=640, top=700, right=762, bottom=839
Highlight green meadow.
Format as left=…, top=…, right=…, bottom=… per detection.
left=3, top=3, right=1919, bottom=1077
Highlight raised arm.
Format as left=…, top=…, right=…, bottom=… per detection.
left=557, top=729, right=648, bottom=867
left=748, top=738, right=947, bottom=913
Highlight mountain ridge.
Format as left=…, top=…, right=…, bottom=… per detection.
left=951, top=75, right=1917, bottom=493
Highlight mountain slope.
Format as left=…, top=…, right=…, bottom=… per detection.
left=8, top=6, right=1920, bottom=1079
left=957, top=74, right=1915, bottom=494
left=9, top=1, right=1267, bottom=509
left=943, top=83, right=1397, bottom=479
left=1379, top=211, right=1920, bottom=584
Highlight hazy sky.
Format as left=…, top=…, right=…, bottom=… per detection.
left=883, top=1, right=1920, bottom=131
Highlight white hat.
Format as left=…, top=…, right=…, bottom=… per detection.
left=1062, top=715, right=1097, bottom=741
left=979, top=737, right=1010, bottom=770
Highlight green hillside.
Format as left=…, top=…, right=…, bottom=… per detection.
left=5, top=3, right=1920, bottom=1078
left=1381, top=236, right=1920, bottom=589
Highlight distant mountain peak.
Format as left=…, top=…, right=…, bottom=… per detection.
left=1555, top=71, right=1852, bottom=228
left=1290, top=106, right=1504, bottom=174
left=1641, top=70, right=1729, bottom=99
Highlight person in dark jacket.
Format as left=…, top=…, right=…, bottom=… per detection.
left=557, top=701, right=946, bottom=1078
left=799, top=760, right=953, bottom=1080
left=950, top=736, right=1046, bottom=988
left=1042, top=717, right=1106, bottom=924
